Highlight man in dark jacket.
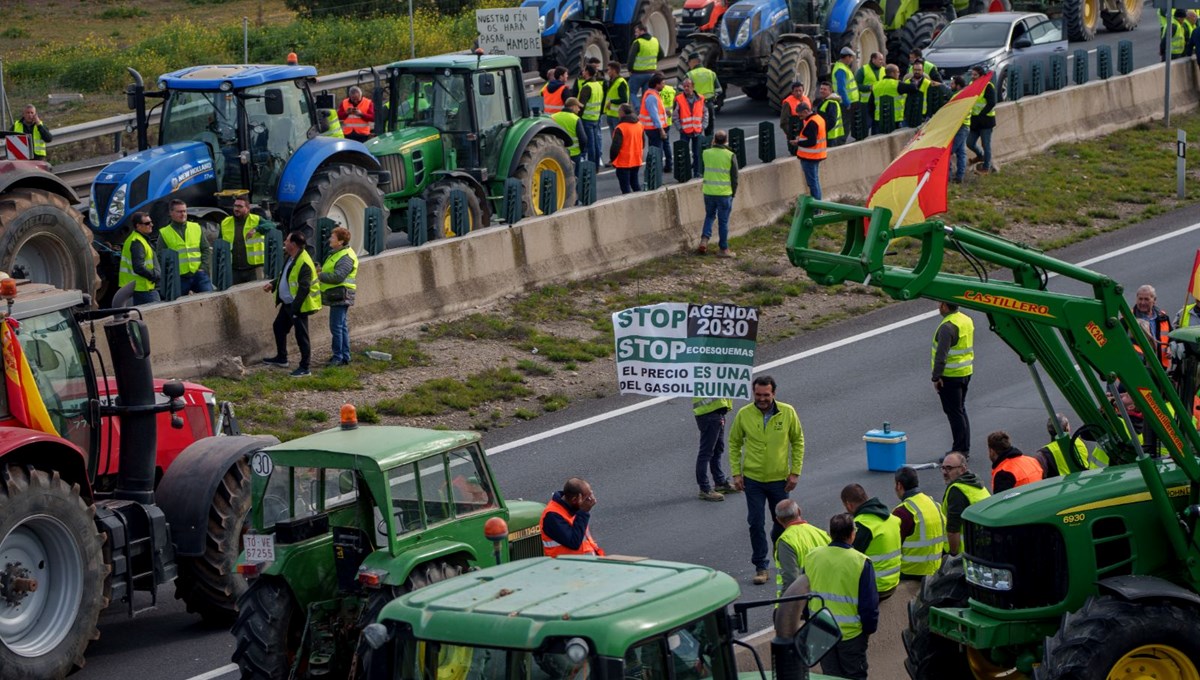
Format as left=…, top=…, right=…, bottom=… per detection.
left=967, top=65, right=997, bottom=173
left=941, top=452, right=989, bottom=555
left=262, top=230, right=321, bottom=377
left=988, top=431, right=1044, bottom=493
left=842, top=484, right=901, bottom=600
left=540, top=477, right=606, bottom=557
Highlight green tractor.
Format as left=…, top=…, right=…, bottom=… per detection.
left=365, top=54, right=577, bottom=243
left=229, top=411, right=546, bottom=679
left=787, top=198, right=1200, bottom=678
left=356, top=556, right=847, bottom=680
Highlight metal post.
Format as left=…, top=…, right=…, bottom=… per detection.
left=243, top=17, right=249, bottom=64
left=539, top=169, right=558, bottom=214
left=213, top=239, right=233, bottom=291
left=1178, top=129, right=1187, bottom=199
left=364, top=206, right=385, bottom=255
left=408, top=198, right=428, bottom=246
left=1165, top=0, right=1173, bottom=126
left=758, top=121, right=775, bottom=163
left=0, top=58, right=8, bottom=130
left=409, top=0, right=417, bottom=59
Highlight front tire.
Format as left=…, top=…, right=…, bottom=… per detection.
left=554, top=28, right=611, bottom=77
left=173, top=458, right=252, bottom=625
left=766, top=41, right=817, bottom=113
left=902, top=555, right=971, bottom=679
left=1063, top=0, right=1100, bottom=41
left=1100, top=0, right=1142, bottom=32
left=291, top=164, right=387, bottom=254
left=0, top=466, right=107, bottom=680
left=0, top=188, right=99, bottom=298
left=1036, top=595, right=1200, bottom=679
left=512, top=134, right=576, bottom=217
left=424, top=181, right=484, bottom=242
left=231, top=578, right=304, bottom=680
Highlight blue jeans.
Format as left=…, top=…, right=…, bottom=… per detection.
left=582, top=119, right=602, bottom=166
left=179, top=270, right=213, bottom=295
left=801, top=159, right=822, bottom=200
left=695, top=409, right=730, bottom=492
left=132, top=290, right=160, bottom=306
left=743, top=477, right=790, bottom=570
left=952, top=126, right=968, bottom=181
left=968, top=127, right=993, bottom=171
left=329, top=304, right=350, bottom=363
left=615, top=167, right=642, bottom=194
left=681, top=132, right=702, bottom=177
left=702, top=195, right=732, bottom=250
left=645, top=129, right=671, bottom=171
left=629, top=73, right=652, bottom=109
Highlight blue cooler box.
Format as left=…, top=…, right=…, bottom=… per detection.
left=863, top=429, right=907, bottom=472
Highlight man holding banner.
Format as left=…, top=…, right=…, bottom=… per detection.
left=729, top=375, right=805, bottom=585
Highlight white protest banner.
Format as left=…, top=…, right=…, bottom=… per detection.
left=613, top=302, right=758, bottom=399
left=475, top=7, right=542, bottom=57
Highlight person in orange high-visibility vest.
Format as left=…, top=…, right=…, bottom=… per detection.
left=987, top=431, right=1043, bottom=493
left=337, top=86, right=375, bottom=142
left=540, top=477, right=605, bottom=557
left=541, top=67, right=569, bottom=114
left=793, top=102, right=826, bottom=200
left=610, top=103, right=644, bottom=194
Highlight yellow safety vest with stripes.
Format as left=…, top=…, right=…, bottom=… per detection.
left=220, top=213, right=265, bottom=266
left=933, top=311, right=974, bottom=377
left=581, top=80, right=604, bottom=121
left=774, top=522, right=831, bottom=597
left=871, top=78, right=905, bottom=123
left=807, top=545, right=870, bottom=640
left=897, top=492, right=946, bottom=576
left=632, top=36, right=661, bottom=71
left=159, top=221, right=203, bottom=275
left=551, top=111, right=582, bottom=156
left=660, top=84, right=676, bottom=126
left=692, top=397, right=732, bottom=416
left=603, top=77, right=628, bottom=118
left=856, top=511, right=901, bottom=593
left=819, top=98, right=844, bottom=142
left=832, top=62, right=859, bottom=103
left=972, top=82, right=997, bottom=118
left=119, top=231, right=156, bottom=292
left=320, top=247, right=358, bottom=293
left=283, top=249, right=322, bottom=314
left=688, top=67, right=718, bottom=99
left=1042, top=438, right=1092, bottom=476
left=941, top=481, right=990, bottom=519
left=12, top=120, right=46, bottom=157
left=1179, top=303, right=1195, bottom=327
left=701, top=146, right=734, bottom=196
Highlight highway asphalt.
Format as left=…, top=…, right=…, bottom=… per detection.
left=76, top=16, right=1179, bottom=680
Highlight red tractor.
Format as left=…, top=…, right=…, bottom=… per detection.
left=0, top=279, right=274, bottom=679
left=678, top=0, right=730, bottom=44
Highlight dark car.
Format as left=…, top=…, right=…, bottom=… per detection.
left=924, top=12, right=1068, bottom=100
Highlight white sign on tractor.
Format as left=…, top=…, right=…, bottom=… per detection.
left=475, top=7, right=542, bottom=58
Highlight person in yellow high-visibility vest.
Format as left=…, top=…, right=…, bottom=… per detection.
left=842, top=483, right=901, bottom=600
left=318, top=226, right=358, bottom=367
left=940, top=452, right=989, bottom=556
left=892, top=466, right=946, bottom=578
left=699, top=130, right=737, bottom=258
left=262, top=230, right=321, bottom=377
left=119, top=211, right=161, bottom=305
left=806, top=512, right=878, bottom=679
left=160, top=199, right=213, bottom=294
left=220, top=196, right=266, bottom=285
left=11, top=104, right=53, bottom=161
left=773, top=499, right=830, bottom=596
left=933, top=301, right=974, bottom=455
left=627, top=23, right=663, bottom=108
left=693, top=392, right=736, bottom=501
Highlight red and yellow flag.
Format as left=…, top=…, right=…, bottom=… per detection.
left=2, top=317, right=60, bottom=437
left=867, top=73, right=993, bottom=228
left=1188, top=249, right=1200, bottom=301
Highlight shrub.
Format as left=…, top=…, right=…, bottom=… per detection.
left=99, top=6, right=149, bottom=19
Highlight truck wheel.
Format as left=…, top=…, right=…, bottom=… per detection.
left=0, top=466, right=106, bottom=680
left=832, top=9, right=885, bottom=66
left=680, top=40, right=719, bottom=69
left=513, top=134, right=576, bottom=217
left=1063, top=0, right=1099, bottom=41
left=965, top=0, right=1011, bottom=14
left=1100, top=0, right=1141, bottom=32
left=893, top=12, right=948, bottom=60
left=0, top=188, right=99, bottom=297
left=902, top=555, right=971, bottom=679
left=636, top=0, right=677, bottom=58
left=173, top=457, right=251, bottom=626
left=232, top=577, right=303, bottom=680
left=766, top=42, right=817, bottom=112
left=1035, top=596, right=1200, bottom=679
left=292, top=164, right=387, bottom=254
left=554, top=28, right=611, bottom=78
left=424, top=181, right=484, bottom=241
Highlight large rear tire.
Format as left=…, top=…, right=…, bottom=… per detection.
left=892, top=12, right=949, bottom=62
left=1064, top=0, right=1100, bottom=41
left=766, top=41, right=817, bottom=113
left=553, top=27, right=611, bottom=78
left=1035, top=595, right=1200, bottom=679
left=231, top=578, right=303, bottom=680
left=636, top=0, right=677, bottom=58
left=0, top=466, right=107, bottom=680
left=173, top=457, right=252, bottom=626
left=291, top=164, right=387, bottom=255
left=0, top=188, right=98, bottom=297
left=902, top=555, right=971, bottom=680
left=512, top=134, right=576, bottom=217
left=424, top=181, right=485, bottom=242
left=1100, top=0, right=1141, bottom=32
left=832, top=9, right=886, bottom=66
left=679, top=40, right=719, bottom=69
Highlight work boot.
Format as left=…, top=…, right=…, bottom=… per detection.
left=714, top=482, right=740, bottom=494
left=717, top=249, right=736, bottom=259
left=697, top=490, right=725, bottom=502
left=697, top=237, right=709, bottom=254
left=753, top=569, right=769, bottom=585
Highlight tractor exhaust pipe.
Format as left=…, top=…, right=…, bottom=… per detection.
left=126, top=68, right=150, bottom=152
left=105, top=316, right=159, bottom=504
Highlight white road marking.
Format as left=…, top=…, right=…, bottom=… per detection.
left=185, top=664, right=237, bottom=680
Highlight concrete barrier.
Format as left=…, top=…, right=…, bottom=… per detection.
left=139, top=62, right=1199, bottom=379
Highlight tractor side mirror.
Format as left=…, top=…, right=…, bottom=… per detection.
left=126, top=319, right=151, bottom=359
left=793, top=607, right=842, bottom=666
left=264, top=88, right=285, bottom=115
left=478, top=73, right=496, bottom=96
left=315, top=92, right=335, bottom=110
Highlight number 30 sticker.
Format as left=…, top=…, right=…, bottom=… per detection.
left=250, top=452, right=274, bottom=477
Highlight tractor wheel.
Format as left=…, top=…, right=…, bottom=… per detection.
left=766, top=41, right=817, bottom=112
left=0, top=466, right=107, bottom=680
left=1063, top=0, right=1100, bottom=41
left=291, top=164, right=387, bottom=254
left=1035, top=595, right=1200, bottom=679
left=173, top=457, right=252, bottom=626
left=831, top=9, right=886, bottom=66
left=965, top=0, right=1011, bottom=14
left=0, top=188, right=98, bottom=298
left=554, top=27, right=611, bottom=78
left=231, top=577, right=304, bottom=680
left=893, top=12, right=949, bottom=61
left=1100, top=0, right=1141, bottom=32
left=902, top=555, right=972, bottom=679
left=423, top=181, right=485, bottom=242
left=680, top=40, right=719, bottom=69
left=512, top=134, right=576, bottom=217
left=635, top=0, right=677, bottom=59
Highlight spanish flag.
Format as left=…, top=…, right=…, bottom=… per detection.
left=867, top=73, right=993, bottom=227
left=1188, top=249, right=1200, bottom=301
left=2, top=317, right=60, bottom=437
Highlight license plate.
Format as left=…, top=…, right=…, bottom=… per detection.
left=243, top=534, right=275, bottom=563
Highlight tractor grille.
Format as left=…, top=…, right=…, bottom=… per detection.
left=723, top=16, right=745, bottom=37
left=507, top=524, right=544, bottom=561
left=376, top=154, right=405, bottom=190
left=964, top=522, right=1067, bottom=610
left=93, top=182, right=116, bottom=219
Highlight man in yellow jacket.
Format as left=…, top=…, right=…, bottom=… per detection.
left=729, top=375, right=805, bottom=585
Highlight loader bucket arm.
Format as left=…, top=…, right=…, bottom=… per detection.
left=787, top=198, right=1200, bottom=585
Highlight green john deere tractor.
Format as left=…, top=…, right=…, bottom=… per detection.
left=229, top=413, right=546, bottom=680
left=787, top=198, right=1200, bottom=678
left=365, top=54, right=577, bottom=243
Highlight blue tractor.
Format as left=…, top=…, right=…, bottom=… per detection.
left=88, top=64, right=388, bottom=300
left=521, top=0, right=677, bottom=79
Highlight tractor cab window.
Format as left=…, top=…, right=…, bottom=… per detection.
left=474, top=70, right=512, bottom=174
left=446, top=446, right=497, bottom=514
left=243, top=82, right=310, bottom=200
left=160, top=89, right=239, bottom=189
left=261, top=465, right=358, bottom=530
left=18, top=309, right=92, bottom=452
left=387, top=634, right=596, bottom=680
left=393, top=74, right=436, bottom=126
left=623, top=615, right=726, bottom=680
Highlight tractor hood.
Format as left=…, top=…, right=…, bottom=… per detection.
left=520, top=0, right=581, bottom=37
left=364, top=127, right=445, bottom=198
left=720, top=0, right=787, bottom=50
left=89, top=141, right=215, bottom=234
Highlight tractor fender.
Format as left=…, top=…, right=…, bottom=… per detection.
left=156, top=434, right=279, bottom=556
left=276, top=136, right=381, bottom=206
left=0, top=428, right=92, bottom=501
left=0, top=163, right=78, bottom=204
left=612, top=0, right=646, bottom=25
left=361, top=538, right=480, bottom=589
left=776, top=32, right=820, bottom=53
left=503, top=119, right=571, bottom=181
left=826, top=0, right=884, bottom=34
left=430, top=170, right=492, bottom=222
left=1096, top=574, right=1200, bottom=608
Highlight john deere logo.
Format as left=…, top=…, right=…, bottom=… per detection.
left=958, top=291, right=1053, bottom=318
left=1086, top=321, right=1107, bottom=347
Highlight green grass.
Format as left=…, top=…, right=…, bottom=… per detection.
left=99, top=6, right=149, bottom=18
left=357, top=337, right=431, bottom=371
left=539, top=393, right=570, bottom=412
left=520, top=333, right=611, bottom=363
left=424, top=314, right=532, bottom=341
left=373, top=368, right=530, bottom=418
left=516, top=359, right=554, bottom=376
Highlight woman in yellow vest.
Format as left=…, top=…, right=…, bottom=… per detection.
left=262, top=230, right=321, bottom=377
left=318, top=226, right=358, bottom=367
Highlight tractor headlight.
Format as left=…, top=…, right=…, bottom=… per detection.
left=734, top=21, right=751, bottom=47
left=88, top=203, right=99, bottom=227
left=105, top=184, right=127, bottom=229
left=719, top=20, right=731, bottom=46
left=538, top=14, right=546, bottom=31
left=964, top=558, right=1013, bottom=591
